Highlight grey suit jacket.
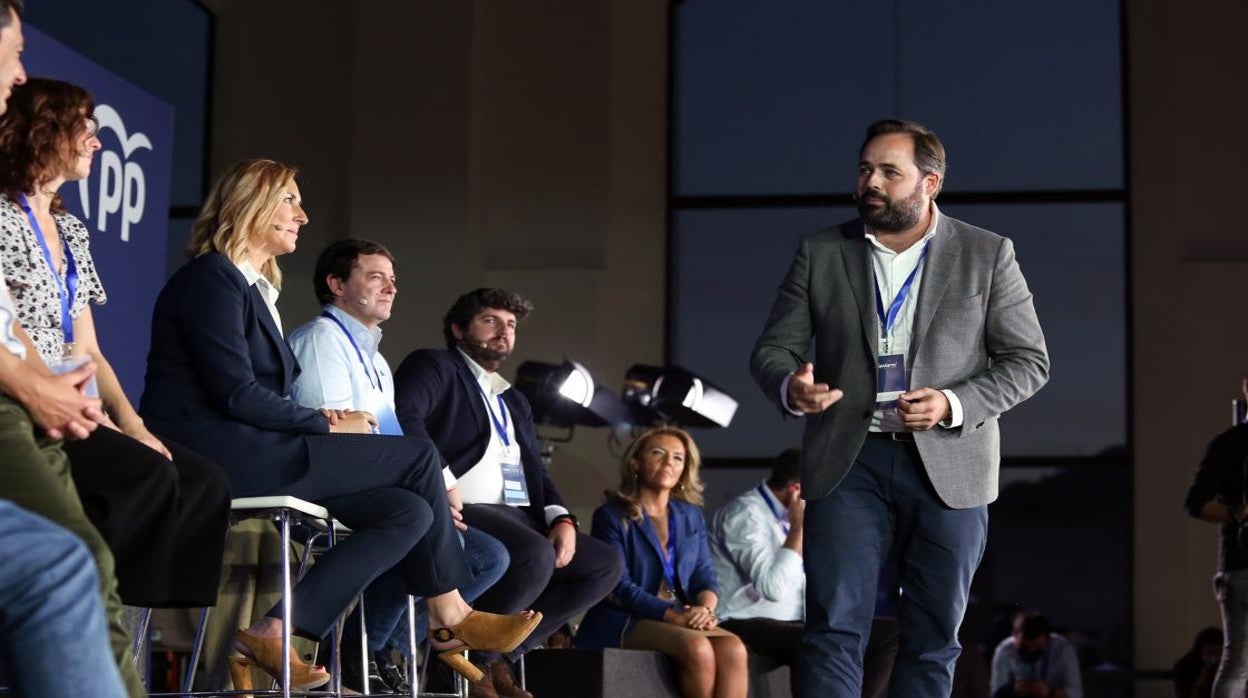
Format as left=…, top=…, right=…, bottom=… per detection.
left=750, top=214, right=1049, bottom=509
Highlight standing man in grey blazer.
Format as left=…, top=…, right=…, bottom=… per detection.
left=750, top=119, right=1049, bottom=697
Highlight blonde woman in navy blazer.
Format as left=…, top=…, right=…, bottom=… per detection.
left=577, top=426, right=748, bottom=698
left=141, top=159, right=539, bottom=690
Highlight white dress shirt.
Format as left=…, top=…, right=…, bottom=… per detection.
left=235, top=260, right=283, bottom=334
left=710, top=482, right=804, bottom=622
left=454, top=350, right=569, bottom=525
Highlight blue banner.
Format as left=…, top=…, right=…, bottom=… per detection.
left=23, top=26, right=175, bottom=403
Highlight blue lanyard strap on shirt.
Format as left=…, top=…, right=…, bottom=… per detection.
left=873, top=243, right=929, bottom=342
left=478, top=384, right=511, bottom=447
left=18, top=194, right=77, bottom=345
left=320, top=311, right=382, bottom=392
left=756, top=484, right=791, bottom=536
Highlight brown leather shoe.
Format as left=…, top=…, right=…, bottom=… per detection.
left=490, top=658, right=533, bottom=698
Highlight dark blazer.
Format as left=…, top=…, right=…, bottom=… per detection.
left=750, top=215, right=1049, bottom=508
left=392, top=348, right=566, bottom=527
left=575, top=499, right=719, bottom=649
left=139, top=252, right=329, bottom=497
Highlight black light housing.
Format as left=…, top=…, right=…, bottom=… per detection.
left=622, top=364, right=738, bottom=428
left=515, top=360, right=629, bottom=428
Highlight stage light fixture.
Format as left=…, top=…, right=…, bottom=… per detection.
left=515, top=359, right=629, bottom=428
left=622, top=364, right=738, bottom=428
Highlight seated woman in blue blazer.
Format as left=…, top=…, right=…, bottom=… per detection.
left=577, top=426, right=748, bottom=698
left=140, top=159, right=538, bottom=690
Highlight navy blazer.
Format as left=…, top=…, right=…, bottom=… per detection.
left=392, top=348, right=566, bottom=527
left=575, top=499, right=720, bottom=649
left=139, top=253, right=329, bottom=496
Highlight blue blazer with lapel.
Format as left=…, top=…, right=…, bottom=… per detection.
left=392, top=348, right=566, bottom=527
left=140, top=252, right=329, bottom=497
left=575, top=499, right=720, bottom=649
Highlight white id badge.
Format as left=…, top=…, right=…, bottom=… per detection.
left=874, top=353, right=907, bottom=410
left=500, top=451, right=530, bottom=507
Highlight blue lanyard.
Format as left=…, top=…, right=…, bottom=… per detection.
left=873, top=243, right=929, bottom=344
left=756, top=484, right=791, bottom=536
left=18, top=194, right=77, bottom=345
left=478, top=384, right=511, bottom=447
left=320, top=311, right=382, bottom=392
left=646, top=510, right=679, bottom=597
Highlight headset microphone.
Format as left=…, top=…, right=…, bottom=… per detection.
left=357, top=297, right=370, bottom=306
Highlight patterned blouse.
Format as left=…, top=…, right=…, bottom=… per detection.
left=0, top=196, right=107, bottom=365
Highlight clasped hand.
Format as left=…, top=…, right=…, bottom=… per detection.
left=321, top=408, right=378, bottom=434
left=666, top=604, right=717, bottom=631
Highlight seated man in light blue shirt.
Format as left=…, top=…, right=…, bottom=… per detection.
left=289, top=239, right=509, bottom=695
left=990, top=612, right=1082, bottom=698
left=711, top=448, right=899, bottom=698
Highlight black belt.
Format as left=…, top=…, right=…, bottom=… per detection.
left=866, top=431, right=914, bottom=442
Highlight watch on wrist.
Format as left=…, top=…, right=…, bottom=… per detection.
left=551, top=513, right=579, bottom=532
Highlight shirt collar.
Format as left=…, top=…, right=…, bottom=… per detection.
left=322, top=303, right=383, bottom=355
left=864, top=202, right=941, bottom=256
left=235, top=259, right=280, bottom=304
left=456, top=347, right=511, bottom=396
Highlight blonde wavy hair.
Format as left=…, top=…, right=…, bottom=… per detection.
left=609, top=425, right=705, bottom=521
left=186, top=159, right=299, bottom=288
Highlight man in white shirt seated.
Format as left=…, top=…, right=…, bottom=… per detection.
left=990, top=612, right=1082, bottom=698
left=711, top=449, right=899, bottom=698
left=289, top=239, right=510, bottom=695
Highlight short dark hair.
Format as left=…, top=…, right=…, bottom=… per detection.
left=1013, top=612, right=1051, bottom=640
left=766, top=448, right=802, bottom=489
left=861, top=119, right=947, bottom=196
left=312, top=239, right=395, bottom=304
left=442, top=288, right=533, bottom=347
left=0, top=0, right=25, bottom=29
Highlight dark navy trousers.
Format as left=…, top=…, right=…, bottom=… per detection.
left=800, top=436, right=987, bottom=698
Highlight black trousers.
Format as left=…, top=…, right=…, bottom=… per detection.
left=462, top=503, right=623, bottom=657
left=277, top=434, right=472, bottom=638
left=719, top=616, right=899, bottom=698
left=62, top=427, right=231, bottom=608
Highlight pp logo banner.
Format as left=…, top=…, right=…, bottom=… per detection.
left=76, top=104, right=153, bottom=243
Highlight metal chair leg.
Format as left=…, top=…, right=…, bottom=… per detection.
left=278, top=509, right=292, bottom=698
left=182, top=606, right=211, bottom=693
left=358, top=596, right=370, bottom=695
left=325, top=518, right=342, bottom=697
left=130, top=607, right=153, bottom=688
left=407, top=596, right=418, bottom=698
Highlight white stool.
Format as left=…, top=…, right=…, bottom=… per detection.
left=155, top=496, right=337, bottom=698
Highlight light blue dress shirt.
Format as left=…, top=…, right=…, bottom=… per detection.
left=288, top=304, right=394, bottom=414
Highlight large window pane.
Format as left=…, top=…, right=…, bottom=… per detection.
left=896, top=2, right=1122, bottom=192
left=674, top=2, right=895, bottom=196
left=675, top=0, right=1122, bottom=195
